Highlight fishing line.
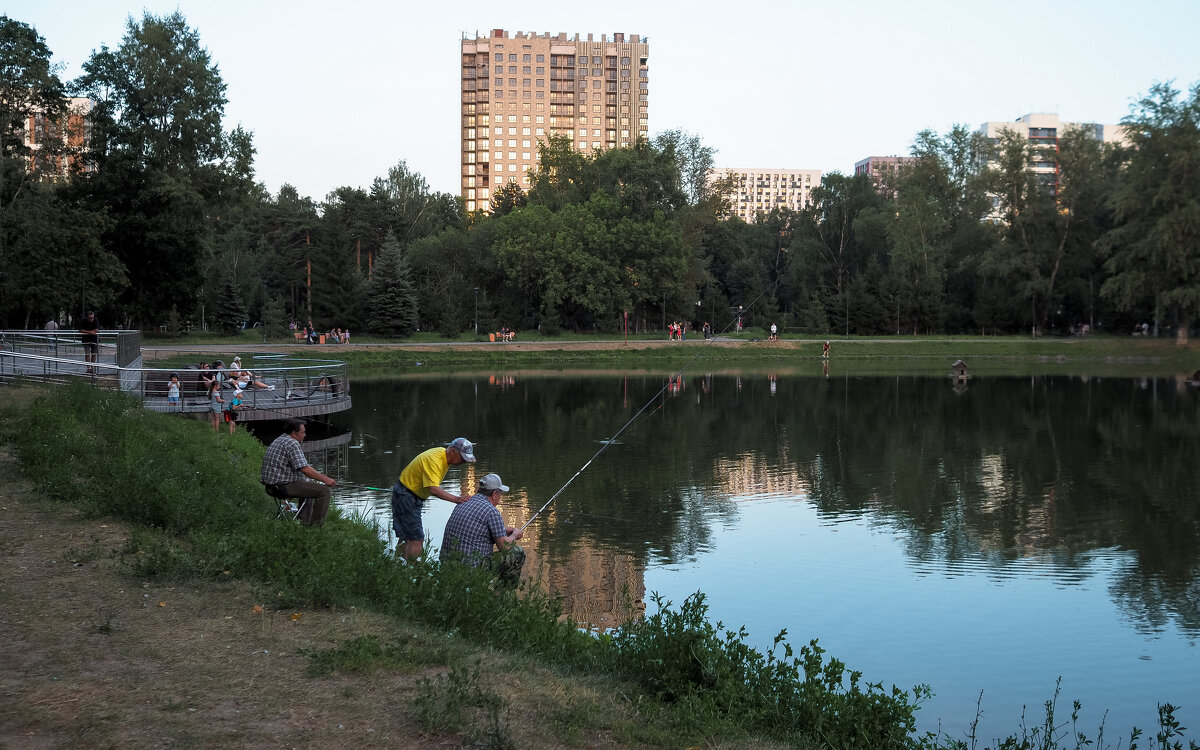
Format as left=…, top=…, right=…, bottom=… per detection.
left=520, top=280, right=780, bottom=533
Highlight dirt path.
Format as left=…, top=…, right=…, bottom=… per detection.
left=0, top=447, right=474, bottom=748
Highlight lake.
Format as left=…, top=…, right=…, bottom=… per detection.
left=285, top=368, right=1200, bottom=743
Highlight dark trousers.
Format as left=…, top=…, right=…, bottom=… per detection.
left=280, top=480, right=330, bottom=526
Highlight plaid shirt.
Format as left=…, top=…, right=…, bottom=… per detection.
left=260, top=434, right=308, bottom=485
left=440, top=493, right=506, bottom=565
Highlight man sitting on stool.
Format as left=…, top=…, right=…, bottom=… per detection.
left=440, top=473, right=525, bottom=583
left=260, top=418, right=336, bottom=526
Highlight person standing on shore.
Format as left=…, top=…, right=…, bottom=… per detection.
left=392, top=437, right=476, bottom=560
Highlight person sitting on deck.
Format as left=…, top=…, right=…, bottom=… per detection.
left=439, top=473, right=525, bottom=583
left=229, top=356, right=273, bottom=390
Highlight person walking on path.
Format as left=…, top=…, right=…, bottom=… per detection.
left=392, top=437, right=476, bottom=560
left=260, top=419, right=336, bottom=526
left=440, top=473, right=525, bottom=583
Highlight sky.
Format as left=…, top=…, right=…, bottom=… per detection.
left=5, top=0, right=1199, bottom=202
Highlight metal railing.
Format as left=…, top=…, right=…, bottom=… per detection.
left=0, top=331, right=350, bottom=421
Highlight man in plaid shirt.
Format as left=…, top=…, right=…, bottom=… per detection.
left=260, top=418, right=337, bottom=526
left=439, top=473, right=525, bottom=583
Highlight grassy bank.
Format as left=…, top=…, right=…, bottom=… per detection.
left=1, top=383, right=1194, bottom=749
left=145, top=333, right=1200, bottom=377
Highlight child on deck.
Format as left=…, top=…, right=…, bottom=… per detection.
left=167, top=374, right=181, bottom=411
left=208, top=380, right=224, bottom=431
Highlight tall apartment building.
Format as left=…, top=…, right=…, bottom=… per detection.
left=710, top=168, right=822, bottom=223
left=977, top=112, right=1125, bottom=193
left=20, top=96, right=94, bottom=178
left=853, top=155, right=914, bottom=183
left=460, top=29, right=649, bottom=213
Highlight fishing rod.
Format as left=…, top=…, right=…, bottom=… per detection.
left=519, top=281, right=780, bottom=533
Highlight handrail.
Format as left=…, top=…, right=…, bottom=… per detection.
left=0, top=344, right=351, bottom=421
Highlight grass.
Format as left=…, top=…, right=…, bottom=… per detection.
left=0, top=381, right=1195, bottom=749
left=140, top=332, right=1200, bottom=378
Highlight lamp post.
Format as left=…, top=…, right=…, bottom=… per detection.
left=474, top=287, right=479, bottom=337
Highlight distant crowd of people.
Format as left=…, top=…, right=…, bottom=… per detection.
left=290, top=319, right=350, bottom=344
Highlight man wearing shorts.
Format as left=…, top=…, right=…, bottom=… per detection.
left=392, top=437, right=475, bottom=560
left=79, top=310, right=100, bottom=372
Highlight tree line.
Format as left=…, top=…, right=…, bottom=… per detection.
left=2, top=12, right=1198, bottom=341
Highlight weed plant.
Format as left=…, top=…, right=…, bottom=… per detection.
left=4, top=381, right=1195, bottom=750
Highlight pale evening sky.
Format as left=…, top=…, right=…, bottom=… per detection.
left=5, top=0, right=1198, bottom=202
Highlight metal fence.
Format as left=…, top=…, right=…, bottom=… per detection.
left=0, top=331, right=351, bottom=421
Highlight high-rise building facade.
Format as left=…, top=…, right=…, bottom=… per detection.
left=460, top=29, right=649, bottom=213
left=21, top=96, right=94, bottom=178
left=977, top=112, right=1125, bottom=219
left=709, top=167, right=822, bottom=223
left=977, top=112, right=1125, bottom=191
left=853, top=155, right=914, bottom=181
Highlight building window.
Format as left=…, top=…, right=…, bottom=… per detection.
left=495, top=53, right=503, bottom=62
left=536, top=54, right=544, bottom=62
left=508, top=54, right=516, bottom=61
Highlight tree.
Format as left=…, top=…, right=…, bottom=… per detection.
left=0, top=16, right=71, bottom=325
left=214, top=270, right=246, bottom=335
left=653, top=129, right=716, bottom=206
left=0, top=16, right=69, bottom=168
left=490, top=181, right=527, bottom=217
left=1100, top=80, right=1200, bottom=344
left=366, top=232, right=418, bottom=336
left=73, top=11, right=252, bottom=327
left=890, top=126, right=995, bottom=333
left=1, top=182, right=124, bottom=327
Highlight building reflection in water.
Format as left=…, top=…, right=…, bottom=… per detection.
left=487, top=479, right=647, bottom=631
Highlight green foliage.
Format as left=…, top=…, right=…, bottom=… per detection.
left=1100, top=80, right=1200, bottom=343
left=611, top=592, right=928, bottom=749
left=71, top=10, right=251, bottom=327
left=0, top=15, right=68, bottom=165
left=300, top=635, right=411, bottom=677
left=214, top=270, right=247, bottom=335
left=490, top=181, right=527, bottom=217
left=366, top=231, right=418, bottom=336
left=260, top=295, right=287, bottom=340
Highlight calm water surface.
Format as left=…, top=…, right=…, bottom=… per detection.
left=292, top=370, right=1200, bottom=742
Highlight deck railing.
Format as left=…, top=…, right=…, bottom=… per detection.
left=0, top=331, right=350, bottom=421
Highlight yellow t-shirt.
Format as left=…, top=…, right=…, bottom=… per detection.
left=399, top=446, right=449, bottom=499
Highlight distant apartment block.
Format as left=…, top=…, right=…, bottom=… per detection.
left=977, top=112, right=1125, bottom=193
left=460, top=29, right=650, bottom=213
left=21, top=96, right=94, bottom=177
left=853, top=155, right=915, bottom=187
left=710, top=168, right=822, bottom=223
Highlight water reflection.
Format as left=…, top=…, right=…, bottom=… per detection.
left=283, top=371, right=1198, bottom=735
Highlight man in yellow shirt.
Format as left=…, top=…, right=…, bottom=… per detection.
left=392, top=437, right=475, bottom=559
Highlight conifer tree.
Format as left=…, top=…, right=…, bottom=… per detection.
left=366, top=232, right=418, bottom=336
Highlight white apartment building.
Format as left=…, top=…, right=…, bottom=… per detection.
left=711, top=167, right=822, bottom=223
left=977, top=112, right=1125, bottom=194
